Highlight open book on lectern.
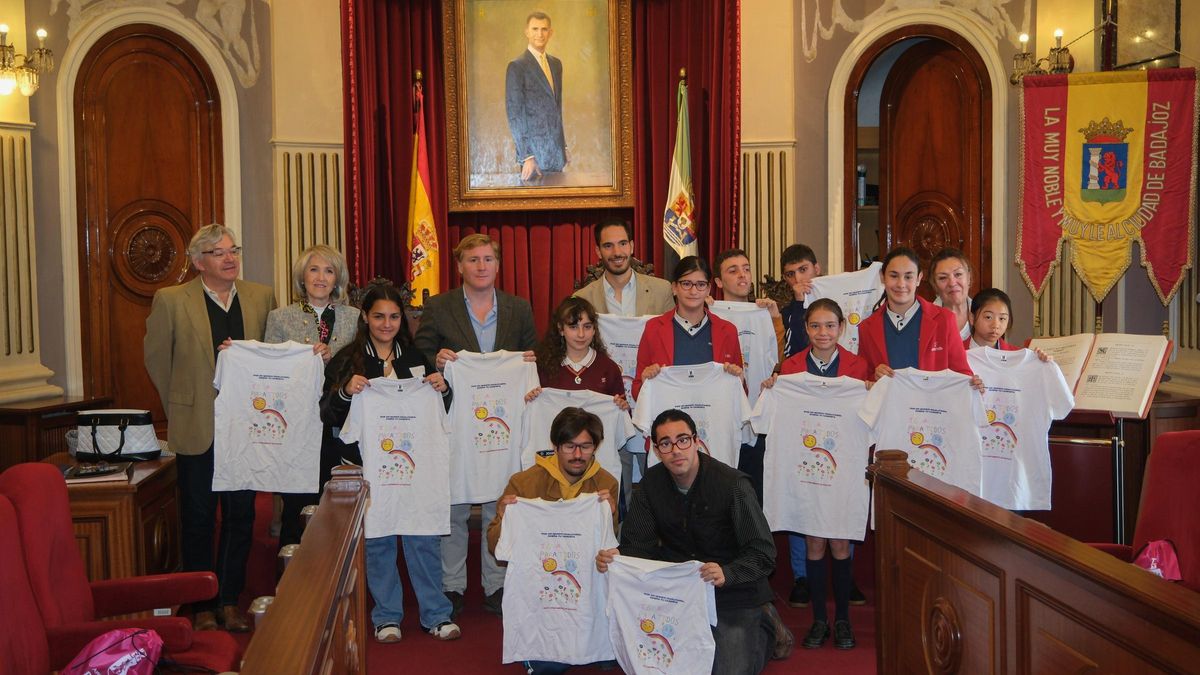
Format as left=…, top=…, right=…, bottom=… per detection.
left=1026, top=332, right=1171, bottom=419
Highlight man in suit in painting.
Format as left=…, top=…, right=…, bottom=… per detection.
left=505, top=11, right=566, bottom=183
left=414, top=233, right=538, bottom=618
left=143, top=223, right=277, bottom=633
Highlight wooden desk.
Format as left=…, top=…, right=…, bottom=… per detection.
left=44, top=452, right=180, bottom=581
left=0, top=395, right=112, bottom=469
left=871, top=450, right=1200, bottom=674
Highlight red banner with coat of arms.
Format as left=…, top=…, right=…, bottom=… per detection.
left=1018, top=69, right=1198, bottom=303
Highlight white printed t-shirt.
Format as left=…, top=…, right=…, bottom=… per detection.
left=967, top=348, right=1075, bottom=510
left=631, top=363, right=753, bottom=469
left=495, top=497, right=618, bottom=665
left=519, top=388, right=637, bottom=479
left=710, top=300, right=779, bottom=406
left=444, top=350, right=540, bottom=504
left=212, top=340, right=324, bottom=492
left=859, top=368, right=989, bottom=495
left=750, top=373, right=872, bottom=540
left=804, top=261, right=884, bottom=354
left=339, top=377, right=451, bottom=538
left=606, top=556, right=717, bottom=675
left=596, top=313, right=653, bottom=404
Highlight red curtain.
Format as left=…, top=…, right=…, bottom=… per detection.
left=633, top=0, right=742, bottom=268
left=343, top=0, right=739, bottom=331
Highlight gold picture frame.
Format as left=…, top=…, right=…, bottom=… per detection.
left=442, top=0, right=634, bottom=211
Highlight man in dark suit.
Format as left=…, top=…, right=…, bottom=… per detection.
left=505, top=11, right=565, bottom=182
left=144, top=224, right=277, bottom=633
left=414, top=233, right=537, bottom=618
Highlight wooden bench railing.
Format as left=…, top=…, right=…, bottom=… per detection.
left=240, top=467, right=368, bottom=675
left=870, top=449, right=1200, bottom=674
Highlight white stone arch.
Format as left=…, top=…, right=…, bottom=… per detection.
left=57, top=6, right=242, bottom=395
left=825, top=8, right=1009, bottom=278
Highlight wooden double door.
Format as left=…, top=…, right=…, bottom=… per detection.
left=847, top=26, right=992, bottom=297
left=75, top=24, right=223, bottom=425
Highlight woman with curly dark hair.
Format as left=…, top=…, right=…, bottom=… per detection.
left=527, top=296, right=627, bottom=407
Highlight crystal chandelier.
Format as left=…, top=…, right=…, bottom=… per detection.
left=0, top=24, right=53, bottom=97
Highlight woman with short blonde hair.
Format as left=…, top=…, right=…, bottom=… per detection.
left=264, top=244, right=360, bottom=547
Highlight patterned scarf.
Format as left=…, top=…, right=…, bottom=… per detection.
left=301, top=303, right=336, bottom=344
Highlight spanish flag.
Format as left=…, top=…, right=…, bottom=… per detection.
left=1019, top=69, right=1197, bottom=303
left=407, top=80, right=440, bottom=307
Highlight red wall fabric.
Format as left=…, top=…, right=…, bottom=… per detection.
left=343, top=0, right=740, bottom=332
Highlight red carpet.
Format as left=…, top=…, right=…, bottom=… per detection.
left=241, top=494, right=878, bottom=673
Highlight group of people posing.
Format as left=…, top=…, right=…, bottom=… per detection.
left=144, top=218, right=1039, bottom=674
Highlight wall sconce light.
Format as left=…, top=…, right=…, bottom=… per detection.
left=0, top=24, right=54, bottom=97
left=1010, top=28, right=1074, bottom=85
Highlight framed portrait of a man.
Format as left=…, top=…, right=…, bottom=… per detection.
left=442, top=0, right=634, bottom=211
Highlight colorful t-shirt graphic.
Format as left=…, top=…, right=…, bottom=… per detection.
left=495, top=497, right=617, bottom=665
left=213, top=340, right=324, bottom=492
left=444, top=351, right=540, bottom=504
left=607, top=557, right=717, bottom=675
left=968, top=348, right=1074, bottom=510
left=339, top=377, right=451, bottom=537
left=751, top=373, right=872, bottom=540
left=632, top=363, right=752, bottom=469
left=860, top=368, right=989, bottom=495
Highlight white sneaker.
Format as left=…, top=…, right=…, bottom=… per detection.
left=427, top=621, right=461, bottom=640
left=374, top=623, right=402, bottom=643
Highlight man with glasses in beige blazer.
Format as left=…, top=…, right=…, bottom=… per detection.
left=144, top=224, right=276, bottom=633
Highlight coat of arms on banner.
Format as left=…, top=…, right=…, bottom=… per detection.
left=1079, top=118, right=1133, bottom=203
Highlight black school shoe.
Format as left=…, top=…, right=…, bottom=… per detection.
left=833, top=620, right=856, bottom=649
left=788, top=577, right=811, bottom=607
left=802, top=620, right=830, bottom=649
left=849, top=582, right=867, bottom=605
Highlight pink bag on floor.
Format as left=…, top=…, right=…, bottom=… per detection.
left=1133, top=539, right=1183, bottom=582
left=63, top=628, right=163, bottom=675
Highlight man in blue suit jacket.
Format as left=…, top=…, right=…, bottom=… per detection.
left=505, top=11, right=566, bottom=182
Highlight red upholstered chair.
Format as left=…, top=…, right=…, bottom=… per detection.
left=1090, top=430, right=1200, bottom=591
left=0, top=463, right=240, bottom=671
left=0, top=494, right=50, bottom=675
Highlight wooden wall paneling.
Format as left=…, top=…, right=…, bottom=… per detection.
left=871, top=450, right=1200, bottom=675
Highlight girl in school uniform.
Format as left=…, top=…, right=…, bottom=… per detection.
left=526, top=296, right=628, bottom=405
left=632, top=256, right=743, bottom=399
left=857, top=247, right=979, bottom=386
left=777, top=298, right=870, bottom=380
left=763, top=298, right=867, bottom=649
left=966, top=288, right=1053, bottom=362
left=965, top=288, right=1020, bottom=351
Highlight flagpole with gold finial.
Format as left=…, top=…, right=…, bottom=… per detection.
left=407, top=67, right=440, bottom=306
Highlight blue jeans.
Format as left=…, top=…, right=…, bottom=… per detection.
left=789, top=535, right=807, bottom=579
left=365, top=534, right=453, bottom=629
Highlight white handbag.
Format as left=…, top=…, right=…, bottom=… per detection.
left=75, top=409, right=161, bottom=461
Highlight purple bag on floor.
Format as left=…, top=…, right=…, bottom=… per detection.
left=63, top=628, right=163, bottom=675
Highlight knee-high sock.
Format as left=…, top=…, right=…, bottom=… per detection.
left=805, top=556, right=828, bottom=622
left=832, top=556, right=852, bottom=622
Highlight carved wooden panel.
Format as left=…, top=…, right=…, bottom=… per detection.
left=73, top=516, right=112, bottom=581
left=892, top=515, right=1001, bottom=674
left=75, top=23, right=222, bottom=421
left=872, top=450, right=1200, bottom=675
